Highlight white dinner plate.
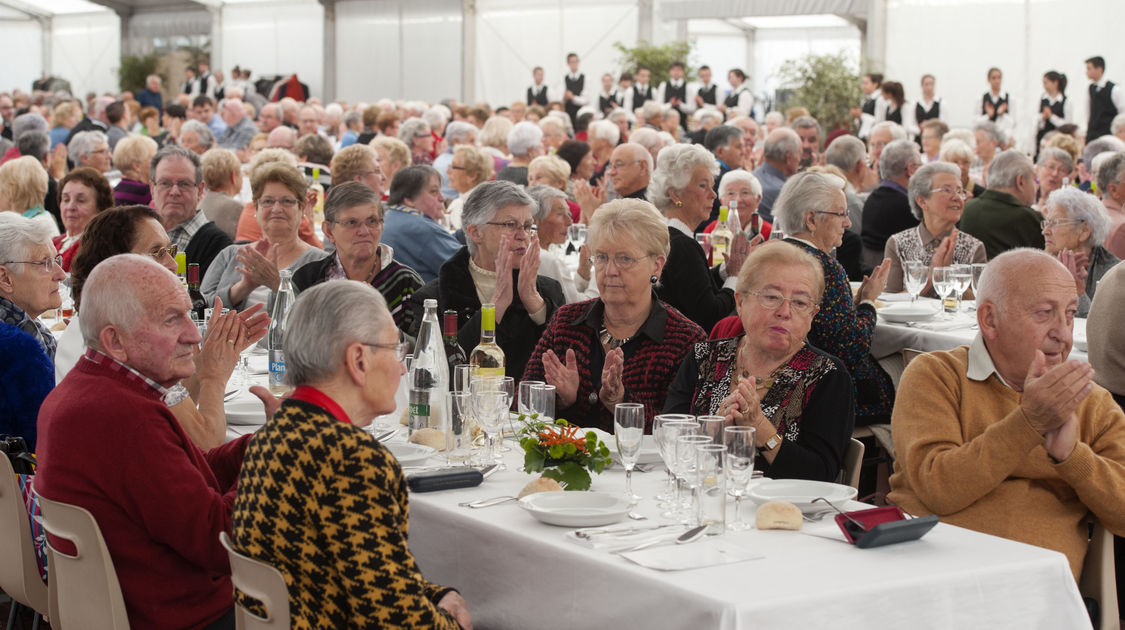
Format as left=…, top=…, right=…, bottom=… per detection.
left=877, top=302, right=941, bottom=323
left=384, top=442, right=435, bottom=466
left=877, top=292, right=915, bottom=303
left=519, top=491, right=630, bottom=527
left=592, top=429, right=662, bottom=466
left=225, top=397, right=267, bottom=425
left=747, top=479, right=858, bottom=514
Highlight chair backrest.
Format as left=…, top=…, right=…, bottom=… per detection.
left=1080, top=519, right=1120, bottom=630
left=34, top=491, right=130, bottom=630
left=841, top=438, right=865, bottom=491
left=901, top=348, right=925, bottom=368
left=219, top=531, right=291, bottom=629
left=0, top=456, right=48, bottom=615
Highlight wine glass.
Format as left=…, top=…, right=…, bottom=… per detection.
left=951, top=264, right=973, bottom=313
left=614, top=403, right=645, bottom=504
left=724, top=426, right=756, bottom=530
left=653, top=415, right=694, bottom=502
left=697, top=415, right=725, bottom=443
left=472, top=390, right=507, bottom=471
left=931, top=266, right=955, bottom=319
left=970, top=262, right=987, bottom=308
left=496, top=376, right=516, bottom=452
left=693, top=232, right=713, bottom=265
left=902, top=260, right=928, bottom=303
left=675, top=435, right=712, bottom=524
left=518, top=380, right=544, bottom=417
left=567, top=224, right=587, bottom=250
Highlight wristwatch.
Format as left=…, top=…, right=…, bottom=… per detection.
left=759, top=434, right=782, bottom=454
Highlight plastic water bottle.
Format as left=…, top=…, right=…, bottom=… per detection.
left=409, top=299, right=449, bottom=437
left=267, top=269, right=295, bottom=395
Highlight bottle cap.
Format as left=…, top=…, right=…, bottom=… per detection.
left=718, top=206, right=729, bottom=221
left=174, top=252, right=186, bottom=275
left=424, top=298, right=437, bottom=308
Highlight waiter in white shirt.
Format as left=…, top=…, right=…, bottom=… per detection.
left=563, top=53, right=587, bottom=126
left=658, top=61, right=694, bottom=130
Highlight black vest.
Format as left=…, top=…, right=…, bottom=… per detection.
left=697, top=84, right=717, bottom=105
left=916, top=101, right=940, bottom=123
left=565, top=75, right=584, bottom=101
left=1088, top=81, right=1118, bottom=140
left=981, top=92, right=1008, bottom=122
left=633, top=84, right=653, bottom=106
left=724, top=87, right=747, bottom=108
left=861, top=96, right=877, bottom=116
left=663, top=81, right=686, bottom=103
left=599, top=93, right=617, bottom=115
left=527, top=85, right=548, bottom=106
left=886, top=105, right=902, bottom=125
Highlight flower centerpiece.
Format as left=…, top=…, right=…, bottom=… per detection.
left=516, top=416, right=612, bottom=491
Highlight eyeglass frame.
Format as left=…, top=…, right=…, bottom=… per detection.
left=588, top=252, right=651, bottom=271
left=741, top=289, right=820, bottom=315
left=332, top=216, right=384, bottom=230
left=485, top=220, right=538, bottom=234
left=1041, top=218, right=1085, bottom=230
left=607, top=159, right=642, bottom=171
left=154, top=179, right=200, bottom=191
left=0, top=255, right=64, bottom=273
left=928, top=186, right=969, bottom=199
left=256, top=196, right=301, bottom=209
left=148, top=244, right=179, bottom=260
left=361, top=336, right=409, bottom=362
left=814, top=210, right=849, bottom=219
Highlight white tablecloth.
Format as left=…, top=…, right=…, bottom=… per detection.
left=405, top=449, right=1092, bottom=630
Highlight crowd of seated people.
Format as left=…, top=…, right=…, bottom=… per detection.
left=2, top=51, right=1125, bottom=628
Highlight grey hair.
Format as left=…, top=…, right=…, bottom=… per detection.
left=12, top=113, right=48, bottom=141
left=976, top=248, right=1064, bottom=311
left=538, top=116, right=565, bottom=135
left=151, top=144, right=203, bottom=184
left=879, top=139, right=921, bottom=180
left=986, top=149, right=1033, bottom=189
left=907, top=161, right=961, bottom=220
left=628, top=127, right=661, bottom=154
left=697, top=109, right=724, bottom=126
left=1096, top=151, right=1125, bottom=195
left=444, top=121, right=477, bottom=143
left=324, top=181, right=382, bottom=224
left=587, top=120, right=620, bottom=145
left=791, top=115, right=821, bottom=137
left=1038, top=147, right=1075, bottom=173
left=938, top=138, right=975, bottom=163
left=283, top=279, right=392, bottom=386
left=79, top=254, right=158, bottom=349
left=1081, top=135, right=1125, bottom=168
left=703, top=125, right=745, bottom=154
left=764, top=111, right=785, bottom=126
left=0, top=212, right=54, bottom=270
left=17, top=131, right=49, bottom=161
left=180, top=119, right=215, bottom=150
left=1112, top=113, right=1125, bottom=137
left=507, top=121, right=543, bottom=157
left=717, top=168, right=762, bottom=199
left=641, top=101, right=664, bottom=122
left=397, top=118, right=430, bottom=146
left=461, top=179, right=535, bottom=255
left=824, top=135, right=866, bottom=172
left=422, top=107, right=447, bottom=130
left=973, top=120, right=1004, bottom=147
left=648, top=143, right=719, bottom=213
left=68, top=130, right=108, bottom=165
left=870, top=121, right=907, bottom=142
left=343, top=110, right=362, bottom=128
left=772, top=170, right=846, bottom=235
left=1046, top=186, right=1110, bottom=247
left=763, top=128, right=800, bottom=163
left=527, top=185, right=569, bottom=221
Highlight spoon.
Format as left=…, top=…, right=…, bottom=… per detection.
left=459, top=495, right=517, bottom=508
left=616, top=524, right=708, bottom=554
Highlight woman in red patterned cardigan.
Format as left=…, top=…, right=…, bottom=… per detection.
left=523, top=199, right=705, bottom=433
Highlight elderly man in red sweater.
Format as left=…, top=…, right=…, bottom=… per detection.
left=889, top=248, right=1125, bottom=582
left=36, top=253, right=249, bottom=630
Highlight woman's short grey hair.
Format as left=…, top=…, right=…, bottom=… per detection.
left=641, top=101, right=664, bottom=123
left=697, top=109, right=724, bottom=126
left=12, top=113, right=48, bottom=141
left=479, top=116, right=514, bottom=149
left=444, top=121, right=477, bottom=144
left=1095, top=151, right=1125, bottom=195
left=824, top=135, right=866, bottom=172
left=907, top=161, right=961, bottom=220
left=150, top=145, right=203, bottom=184
left=1046, top=186, right=1110, bottom=247
left=324, top=181, right=382, bottom=224
left=68, top=130, right=108, bottom=165
left=1082, top=136, right=1125, bottom=170
left=17, top=131, right=49, bottom=161
left=871, top=121, right=908, bottom=143
left=0, top=212, right=53, bottom=270
left=939, top=138, right=975, bottom=163
left=1038, top=147, right=1076, bottom=174
left=942, top=128, right=976, bottom=150
left=772, top=170, right=846, bottom=235
left=461, top=179, right=534, bottom=255
left=648, top=143, right=719, bottom=213
left=538, top=116, right=565, bottom=136
left=507, top=121, right=543, bottom=158
left=397, top=118, right=430, bottom=147
left=718, top=169, right=762, bottom=199
left=181, top=120, right=215, bottom=150
left=527, top=185, right=568, bottom=221
left=283, top=280, right=392, bottom=386
left=764, top=111, right=785, bottom=126
left=588, top=198, right=669, bottom=258
left=343, top=110, right=362, bottom=129
left=587, top=120, right=620, bottom=145
left=422, top=107, right=447, bottom=131
left=879, top=140, right=920, bottom=180
left=973, top=120, right=1004, bottom=147
left=986, top=150, right=1033, bottom=189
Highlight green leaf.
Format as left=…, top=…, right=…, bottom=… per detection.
left=612, top=40, right=697, bottom=85
left=541, top=462, right=593, bottom=492
left=523, top=447, right=546, bottom=473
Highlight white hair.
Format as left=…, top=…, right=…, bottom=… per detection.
left=444, top=121, right=477, bottom=144
left=879, top=139, right=921, bottom=180
left=0, top=213, right=53, bottom=270
left=507, top=121, right=544, bottom=158
left=648, top=143, right=718, bottom=214
left=906, top=161, right=961, bottom=220
left=587, top=120, right=620, bottom=145
left=939, top=138, right=975, bottom=163
left=718, top=168, right=762, bottom=199
left=397, top=118, right=430, bottom=147
left=824, top=135, right=866, bottom=172
left=942, top=128, right=976, bottom=151
left=284, top=280, right=392, bottom=386
left=772, top=170, right=846, bottom=235
left=1112, top=113, right=1125, bottom=137
left=1095, top=151, right=1125, bottom=195
left=696, top=108, right=724, bottom=126
left=986, top=149, right=1033, bottom=189
left=1046, top=186, right=1110, bottom=247
left=538, top=116, right=565, bottom=135
left=763, top=128, right=800, bottom=163
left=180, top=120, right=215, bottom=150
left=527, top=184, right=569, bottom=221
left=422, top=106, right=448, bottom=131
left=871, top=121, right=908, bottom=143
left=461, top=180, right=535, bottom=255
left=764, top=111, right=784, bottom=127
left=67, top=130, right=108, bottom=165
left=629, top=127, right=661, bottom=154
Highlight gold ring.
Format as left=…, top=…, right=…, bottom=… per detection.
left=227, top=339, right=236, bottom=345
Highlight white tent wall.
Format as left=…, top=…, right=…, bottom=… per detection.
left=884, top=0, right=1125, bottom=152
left=219, top=1, right=324, bottom=100
left=0, top=9, right=119, bottom=98
left=0, top=13, right=43, bottom=93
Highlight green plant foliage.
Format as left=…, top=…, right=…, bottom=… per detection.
left=613, top=40, right=695, bottom=85
left=776, top=51, right=863, bottom=132
left=117, top=53, right=163, bottom=94
left=518, top=418, right=612, bottom=492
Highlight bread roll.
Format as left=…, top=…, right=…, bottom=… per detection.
left=755, top=501, right=803, bottom=530
left=518, top=476, right=564, bottom=498
left=407, top=427, right=446, bottom=451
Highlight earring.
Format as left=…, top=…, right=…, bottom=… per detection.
left=674, top=200, right=683, bottom=207
left=650, top=275, right=658, bottom=284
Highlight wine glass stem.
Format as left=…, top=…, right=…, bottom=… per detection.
left=734, top=495, right=743, bottom=525
left=625, top=467, right=633, bottom=501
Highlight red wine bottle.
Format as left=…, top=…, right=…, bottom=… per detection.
left=443, top=310, right=468, bottom=380
left=187, top=263, right=208, bottom=321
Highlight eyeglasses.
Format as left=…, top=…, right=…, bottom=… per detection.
left=589, top=252, right=650, bottom=270
left=362, top=338, right=409, bottom=362
left=257, top=197, right=300, bottom=209
left=332, top=216, right=383, bottom=230
left=485, top=220, right=537, bottom=234
left=814, top=210, right=849, bottom=219
left=743, top=289, right=818, bottom=315
left=148, top=244, right=178, bottom=260
left=449, top=165, right=466, bottom=171
left=928, top=186, right=969, bottom=199
left=1041, top=218, right=1085, bottom=230
left=89, top=148, right=111, bottom=156
left=607, top=160, right=641, bottom=171
left=1, top=255, right=63, bottom=273
left=155, top=179, right=197, bottom=191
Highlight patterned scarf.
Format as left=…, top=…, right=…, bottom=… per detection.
left=0, top=295, right=57, bottom=360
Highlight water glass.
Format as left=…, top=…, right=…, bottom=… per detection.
left=567, top=223, right=588, bottom=249
left=518, top=380, right=544, bottom=416
left=698, top=415, right=726, bottom=442
left=531, top=383, right=556, bottom=422
left=472, top=390, right=507, bottom=470
left=931, top=266, right=955, bottom=317
left=951, top=263, right=973, bottom=312
left=614, top=403, right=645, bottom=504
left=903, top=260, right=928, bottom=303
left=724, top=426, right=756, bottom=530
left=654, top=417, right=696, bottom=505
left=694, top=232, right=713, bottom=265
left=453, top=364, right=473, bottom=393
left=675, top=435, right=713, bottom=523
left=970, top=262, right=987, bottom=305
left=696, top=444, right=727, bottom=535
left=448, top=391, right=474, bottom=465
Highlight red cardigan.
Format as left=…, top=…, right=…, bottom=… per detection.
left=36, top=357, right=250, bottom=630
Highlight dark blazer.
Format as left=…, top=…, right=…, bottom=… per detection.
left=185, top=221, right=233, bottom=282
left=656, top=227, right=736, bottom=333
left=960, top=189, right=1045, bottom=259
left=407, top=247, right=565, bottom=380
left=860, top=184, right=918, bottom=258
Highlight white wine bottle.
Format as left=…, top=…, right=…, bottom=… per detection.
left=468, top=304, right=505, bottom=377
left=711, top=205, right=733, bottom=266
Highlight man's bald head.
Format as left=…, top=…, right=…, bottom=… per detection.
left=977, top=248, right=1071, bottom=313
left=219, top=99, right=245, bottom=127
left=267, top=126, right=297, bottom=151
left=80, top=254, right=180, bottom=349
left=609, top=142, right=653, bottom=197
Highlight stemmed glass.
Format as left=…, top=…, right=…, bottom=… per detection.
left=472, top=389, right=507, bottom=471
left=902, top=260, right=928, bottom=303
left=697, top=415, right=726, bottom=443
left=674, top=435, right=713, bottom=524
left=931, top=266, right=955, bottom=319
left=970, top=263, right=987, bottom=308
left=724, top=426, right=756, bottom=530
left=614, top=403, right=645, bottom=504
left=653, top=415, right=694, bottom=502
left=951, top=264, right=973, bottom=313
left=567, top=224, right=588, bottom=251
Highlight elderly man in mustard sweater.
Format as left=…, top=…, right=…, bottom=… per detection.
left=889, top=248, right=1125, bottom=580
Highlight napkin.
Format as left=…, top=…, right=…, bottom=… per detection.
left=619, top=539, right=762, bottom=571
left=909, top=318, right=977, bottom=332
